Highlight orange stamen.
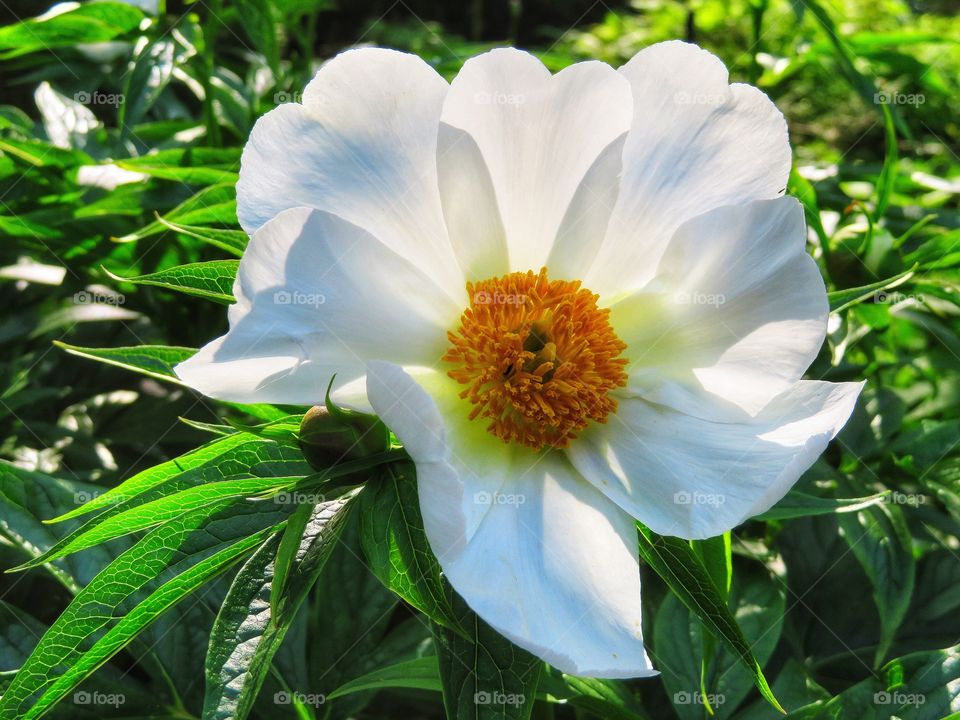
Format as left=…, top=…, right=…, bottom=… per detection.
left=443, top=268, right=628, bottom=450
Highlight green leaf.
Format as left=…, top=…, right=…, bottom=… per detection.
left=116, top=148, right=240, bottom=184
left=0, top=500, right=287, bottom=720
left=326, top=656, right=650, bottom=720
left=16, top=433, right=309, bottom=572
left=788, top=167, right=829, bottom=256
left=235, top=0, right=281, bottom=76
left=0, top=215, right=62, bottom=240
left=114, top=183, right=238, bottom=243
left=786, top=645, right=960, bottom=718
left=433, top=591, right=542, bottom=720
left=21, top=475, right=297, bottom=566
left=802, top=0, right=908, bottom=136
left=0, top=463, right=116, bottom=593
left=120, top=38, right=178, bottom=131
left=753, top=489, right=890, bottom=520
left=692, top=533, right=732, bottom=599
left=21, top=525, right=278, bottom=720
left=105, top=260, right=239, bottom=303
left=0, top=3, right=143, bottom=58
left=305, top=513, right=401, bottom=713
left=637, top=525, right=785, bottom=714
left=326, top=656, right=443, bottom=700
left=0, top=602, right=47, bottom=677
left=204, top=494, right=356, bottom=720
left=691, top=533, right=732, bottom=714
left=736, top=658, right=829, bottom=720
left=157, top=217, right=247, bottom=257
left=655, top=565, right=786, bottom=720
left=874, top=103, right=898, bottom=220
left=53, top=342, right=195, bottom=383
left=837, top=486, right=916, bottom=666
left=0, top=138, right=92, bottom=169
left=47, top=432, right=282, bottom=523
left=905, top=229, right=960, bottom=270
left=539, top=671, right=650, bottom=720
left=827, top=265, right=916, bottom=312
left=358, top=461, right=465, bottom=635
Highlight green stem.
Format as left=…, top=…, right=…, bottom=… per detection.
left=200, top=0, right=223, bottom=146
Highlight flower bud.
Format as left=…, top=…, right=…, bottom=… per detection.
left=298, top=404, right=390, bottom=479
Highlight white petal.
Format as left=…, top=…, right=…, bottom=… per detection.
left=175, top=208, right=459, bottom=406
left=436, top=123, right=510, bottom=281
left=546, top=133, right=628, bottom=279
left=441, top=49, right=632, bottom=273
left=236, top=48, right=463, bottom=295
left=570, top=380, right=864, bottom=540
left=367, top=362, right=655, bottom=678
left=612, top=197, right=827, bottom=416
left=586, top=41, right=791, bottom=297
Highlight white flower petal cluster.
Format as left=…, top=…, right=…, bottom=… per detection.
left=177, top=42, right=863, bottom=678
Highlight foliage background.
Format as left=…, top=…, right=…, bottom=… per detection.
left=0, top=0, right=958, bottom=718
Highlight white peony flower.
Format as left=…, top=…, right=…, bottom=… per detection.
left=176, top=42, right=863, bottom=679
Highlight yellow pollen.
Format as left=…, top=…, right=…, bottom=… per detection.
left=443, top=268, right=628, bottom=450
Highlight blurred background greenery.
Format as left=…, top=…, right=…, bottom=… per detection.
left=0, top=0, right=959, bottom=718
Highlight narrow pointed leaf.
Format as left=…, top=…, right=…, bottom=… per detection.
left=18, top=434, right=309, bottom=571
left=22, top=526, right=279, bottom=720
left=827, top=265, right=916, bottom=312
left=24, top=476, right=297, bottom=565
left=157, top=217, right=247, bottom=257
left=327, top=656, right=443, bottom=699
left=753, top=489, right=890, bottom=520
left=0, top=500, right=287, bottom=720
left=637, top=525, right=785, bottom=714
left=204, top=494, right=356, bottom=720
left=105, top=260, right=239, bottom=304
left=114, top=183, right=238, bottom=243
left=53, top=342, right=195, bottom=384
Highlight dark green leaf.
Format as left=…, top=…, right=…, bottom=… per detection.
left=433, top=591, right=542, bottom=720
left=204, top=494, right=355, bottom=720
left=637, top=525, right=785, bottom=714
left=358, top=461, right=464, bottom=635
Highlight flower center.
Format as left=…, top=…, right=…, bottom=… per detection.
left=443, top=268, right=628, bottom=450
